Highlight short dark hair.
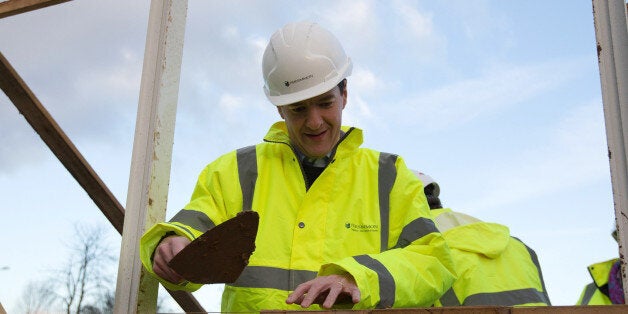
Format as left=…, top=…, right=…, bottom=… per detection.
left=426, top=195, right=443, bottom=210
left=337, top=79, right=347, bottom=93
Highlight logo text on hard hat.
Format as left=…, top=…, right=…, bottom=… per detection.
left=284, top=74, right=314, bottom=87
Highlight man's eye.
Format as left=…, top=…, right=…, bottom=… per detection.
left=291, top=106, right=306, bottom=113
left=319, top=102, right=333, bottom=108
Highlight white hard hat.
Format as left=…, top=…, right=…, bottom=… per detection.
left=412, top=170, right=440, bottom=197
left=262, top=21, right=353, bottom=106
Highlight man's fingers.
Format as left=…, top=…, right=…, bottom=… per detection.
left=350, top=286, right=361, bottom=303
left=286, top=275, right=360, bottom=308
left=286, top=282, right=311, bottom=304
left=153, top=252, right=183, bottom=283
left=153, top=261, right=182, bottom=283
left=287, top=281, right=327, bottom=308
left=298, top=283, right=326, bottom=308
left=321, top=280, right=344, bottom=308
left=152, top=236, right=189, bottom=284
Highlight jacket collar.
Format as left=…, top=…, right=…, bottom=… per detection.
left=588, top=258, right=620, bottom=287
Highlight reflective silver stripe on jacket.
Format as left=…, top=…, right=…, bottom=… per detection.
left=232, top=266, right=317, bottom=290
left=237, top=145, right=257, bottom=212
left=169, top=209, right=215, bottom=233
left=354, top=254, right=395, bottom=308
left=378, top=152, right=397, bottom=252
left=441, top=287, right=550, bottom=306
left=440, top=288, right=549, bottom=306
left=579, top=282, right=598, bottom=305
left=512, top=236, right=552, bottom=305
left=393, top=217, right=439, bottom=249
left=471, top=288, right=549, bottom=306
left=439, top=288, right=460, bottom=306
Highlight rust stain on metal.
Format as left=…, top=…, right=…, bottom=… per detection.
left=592, top=2, right=601, bottom=64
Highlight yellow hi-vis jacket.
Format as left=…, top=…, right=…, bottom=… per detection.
left=140, top=122, right=456, bottom=312
left=576, top=258, right=619, bottom=305
left=431, top=208, right=551, bottom=307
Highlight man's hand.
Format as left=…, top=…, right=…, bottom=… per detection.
left=152, top=235, right=191, bottom=284
left=286, top=274, right=360, bottom=309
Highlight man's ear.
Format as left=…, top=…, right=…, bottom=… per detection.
left=341, top=85, right=348, bottom=109
left=277, top=106, right=285, bottom=119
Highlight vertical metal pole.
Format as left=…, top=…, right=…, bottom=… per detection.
left=592, top=0, right=628, bottom=303
left=113, top=0, right=187, bottom=313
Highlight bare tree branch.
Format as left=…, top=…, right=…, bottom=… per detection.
left=18, top=280, right=56, bottom=314
left=57, top=224, right=115, bottom=314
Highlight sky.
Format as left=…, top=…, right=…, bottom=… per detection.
left=0, top=0, right=620, bottom=312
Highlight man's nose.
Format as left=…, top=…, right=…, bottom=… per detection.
left=305, top=107, right=323, bottom=129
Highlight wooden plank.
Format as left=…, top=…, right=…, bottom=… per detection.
left=263, top=305, right=628, bottom=314
left=511, top=305, right=628, bottom=313
left=113, top=0, right=192, bottom=312
left=0, top=0, right=71, bottom=19
left=166, top=290, right=205, bottom=312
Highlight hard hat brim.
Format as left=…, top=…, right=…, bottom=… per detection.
left=265, top=59, right=352, bottom=106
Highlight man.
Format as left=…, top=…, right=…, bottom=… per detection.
left=140, top=21, right=455, bottom=312
left=414, top=171, right=551, bottom=306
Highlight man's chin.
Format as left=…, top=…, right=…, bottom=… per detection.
left=305, top=148, right=330, bottom=158
left=301, top=144, right=329, bottom=157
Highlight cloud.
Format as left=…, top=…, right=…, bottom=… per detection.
left=315, top=0, right=379, bottom=37
left=343, top=94, right=373, bottom=128
left=463, top=99, right=609, bottom=212
left=306, top=0, right=381, bottom=61
left=393, top=0, right=434, bottom=40
left=0, top=102, right=49, bottom=175
left=350, top=67, right=382, bottom=92
left=444, top=0, right=513, bottom=44
left=388, top=0, right=448, bottom=65
left=217, top=93, right=244, bottom=120
left=382, top=58, right=589, bottom=132
left=342, top=67, right=383, bottom=127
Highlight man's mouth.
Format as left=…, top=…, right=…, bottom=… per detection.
left=306, top=130, right=326, bottom=140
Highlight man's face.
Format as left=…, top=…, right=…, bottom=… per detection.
left=277, top=85, right=347, bottom=158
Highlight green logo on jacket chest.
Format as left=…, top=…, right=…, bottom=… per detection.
left=345, top=222, right=379, bottom=232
